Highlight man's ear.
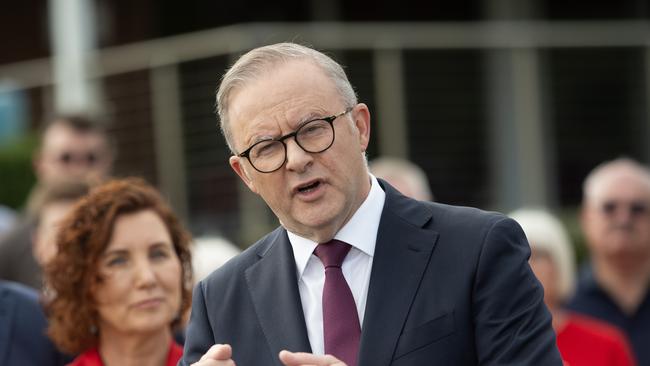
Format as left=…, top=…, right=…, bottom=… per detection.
left=352, top=103, right=371, bottom=152
left=230, top=155, right=258, bottom=194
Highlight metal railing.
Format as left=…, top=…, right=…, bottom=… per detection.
left=2, top=21, right=649, bottom=243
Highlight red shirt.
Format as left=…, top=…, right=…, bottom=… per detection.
left=557, top=313, right=636, bottom=366
left=67, top=341, right=183, bottom=366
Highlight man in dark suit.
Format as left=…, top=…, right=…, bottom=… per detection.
left=0, top=280, right=69, bottom=366
left=180, top=42, right=562, bottom=366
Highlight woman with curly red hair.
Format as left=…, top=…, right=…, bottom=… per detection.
left=44, top=178, right=193, bottom=366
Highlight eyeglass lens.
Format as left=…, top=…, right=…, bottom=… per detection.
left=601, top=201, right=648, bottom=217
left=248, top=118, right=335, bottom=172
left=59, top=151, right=99, bottom=165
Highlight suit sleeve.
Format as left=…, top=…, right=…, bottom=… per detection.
left=179, top=281, right=216, bottom=366
left=472, top=217, right=563, bottom=365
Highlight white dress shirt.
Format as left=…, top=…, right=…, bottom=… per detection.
left=288, top=174, right=386, bottom=355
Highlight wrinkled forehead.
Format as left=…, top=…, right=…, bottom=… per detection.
left=586, top=168, right=650, bottom=203
left=232, top=60, right=338, bottom=105
left=228, top=61, right=343, bottom=135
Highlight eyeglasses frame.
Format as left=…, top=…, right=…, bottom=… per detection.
left=237, top=107, right=353, bottom=173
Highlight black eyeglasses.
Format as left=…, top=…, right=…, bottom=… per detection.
left=237, top=107, right=353, bottom=173
left=601, top=200, right=649, bottom=218
left=57, top=151, right=102, bottom=166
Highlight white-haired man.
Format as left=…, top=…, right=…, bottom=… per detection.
left=568, top=158, right=650, bottom=365
left=180, top=43, right=562, bottom=366
left=368, top=157, right=433, bottom=201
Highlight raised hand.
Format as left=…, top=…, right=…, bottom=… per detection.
left=191, top=344, right=236, bottom=366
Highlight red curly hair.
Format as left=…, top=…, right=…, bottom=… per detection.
left=43, top=177, right=193, bottom=354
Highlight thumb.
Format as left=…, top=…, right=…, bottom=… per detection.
left=200, top=344, right=233, bottom=361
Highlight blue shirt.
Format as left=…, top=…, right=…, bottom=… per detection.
left=567, top=264, right=650, bottom=366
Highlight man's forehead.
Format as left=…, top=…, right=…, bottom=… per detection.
left=231, top=60, right=333, bottom=104
left=228, top=62, right=341, bottom=138
left=43, top=124, right=106, bottom=149
left=588, top=168, right=650, bottom=202
left=232, top=103, right=335, bottom=150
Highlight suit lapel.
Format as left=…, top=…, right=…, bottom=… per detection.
left=245, top=230, right=312, bottom=364
left=358, top=182, right=439, bottom=366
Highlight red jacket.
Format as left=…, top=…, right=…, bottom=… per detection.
left=557, top=313, right=636, bottom=366
left=67, top=341, right=183, bottom=366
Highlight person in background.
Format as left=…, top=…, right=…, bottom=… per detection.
left=0, top=204, right=16, bottom=238
left=32, top=181, right=90, bottom=267
left=29, top=115, right=114, bottom=214
left=368, top=156, right=433, bottom=201
left=0, top=115, right=114, bottom=289
left=181, top=42, right=561, bottom=366
left=510, top=208, right=636, bottom=366
left=33, top=116, right=113, bottom=185
left=192, top=235, right=241, bottom=284
left=0, top=280, right=69, bottom=366
left=0, top=180, right=89, bottom=289
left=44, top=178, right=192, bottom=366
left=567, top=158, right=650, bottom=366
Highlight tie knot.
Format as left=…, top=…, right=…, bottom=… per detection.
left=314, top=240, right=351, bottom=268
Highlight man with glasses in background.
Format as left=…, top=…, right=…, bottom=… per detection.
left=181, top=42, right=562, bottom=366
left=31, top=116, right=113, bottom=189
left=569, top=157, right=650, bottom=366
left=0, top=115, right=113, bottom=289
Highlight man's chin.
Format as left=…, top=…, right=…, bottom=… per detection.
left=606, top=250, right=650, bottom=267
left=284, top=214, right=339, bottom=239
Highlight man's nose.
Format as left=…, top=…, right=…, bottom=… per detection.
left=610, top=208, right=636, bottom=228
left=65, top=161, right=89, bottom=173
left=284, top=138, right=312, bottom=172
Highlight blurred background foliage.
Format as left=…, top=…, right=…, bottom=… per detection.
left=0, top=134, right=37, bottom=210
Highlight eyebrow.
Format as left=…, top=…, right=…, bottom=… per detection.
left=297, top=111, right=325, bottom=124
left=248, top=133, right=276, bottom=145
left=101, top=249, right=128, bottom=259
left=101, top=242, right=171, bottom=256
left=244, top=109, right=333, bottom=147
left=149, top=242, right=173, bottom=251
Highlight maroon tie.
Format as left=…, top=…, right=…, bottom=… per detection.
left=314, top=240, right=360, bottom=366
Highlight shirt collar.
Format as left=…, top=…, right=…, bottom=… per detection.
left=288, top=174, right=386, bottom=279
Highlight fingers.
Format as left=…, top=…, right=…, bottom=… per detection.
left=279, top=350, right=347, bottom=366
left=191, top=360, right=235, bottom=366
left=192, top=344, right=235, bottom=366
left=191, top=359, right=236, bottom=366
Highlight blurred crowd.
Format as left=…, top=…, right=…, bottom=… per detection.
left=1, top=114, right=649, bottom=366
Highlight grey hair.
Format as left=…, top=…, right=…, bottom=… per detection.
left=369, top=157, right=433, bottom=201
left=509, top=208, right=576, bottom=302
left=216, top=42, right=358, bottom=153
left=583, top=157, right=650, bottom=203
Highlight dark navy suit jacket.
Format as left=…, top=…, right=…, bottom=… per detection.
left=0, top=280, right=68, bottom=366
left=181, top=180, right=562, bottom=365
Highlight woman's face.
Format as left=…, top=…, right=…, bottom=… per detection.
left=92, top=209, right=182, bottom=336
left=528, top=248, right=559, bottom=308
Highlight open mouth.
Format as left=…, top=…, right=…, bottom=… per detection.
left=297, top=180, right=321, bottom=193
